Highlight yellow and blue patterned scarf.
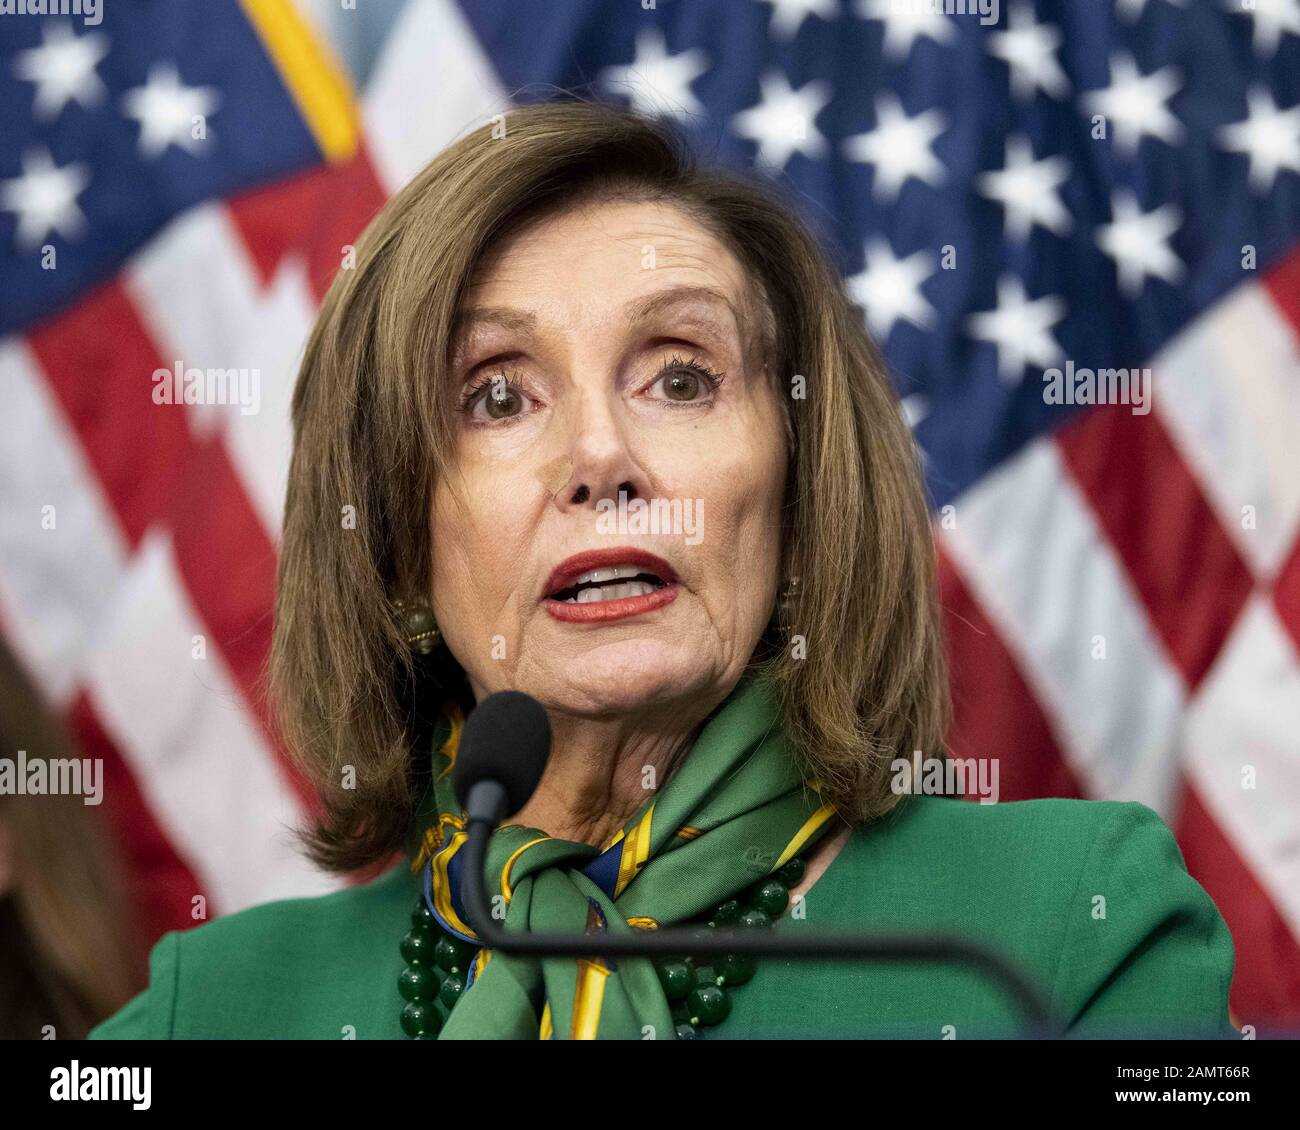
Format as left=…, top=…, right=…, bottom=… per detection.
left=409, top=671, right=836, bottom=1040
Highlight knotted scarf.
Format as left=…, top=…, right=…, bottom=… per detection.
left=409, top=671, right=836, bottom=1040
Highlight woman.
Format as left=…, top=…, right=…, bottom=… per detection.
left=0, top=636, right=144, bottom=1040
left=89, top=101, right=1235, bottom=1040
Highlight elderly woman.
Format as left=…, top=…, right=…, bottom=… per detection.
left=90, top=102, right=1234, bottom=1041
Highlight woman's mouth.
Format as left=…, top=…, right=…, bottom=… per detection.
left=542, top=551, right=680, bottom=623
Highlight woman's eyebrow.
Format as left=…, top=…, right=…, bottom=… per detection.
left=452, top=306, right=538, bottom=336
left=622, top=285, right=742, bottom=332
left=449, top=306, right=537, bottom=367
left=450, top=285, right=745, bottom=362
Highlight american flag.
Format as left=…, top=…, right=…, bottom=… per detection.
left=2, top=0, right=1298, bottom=1029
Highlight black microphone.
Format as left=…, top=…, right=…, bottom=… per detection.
left=452, top=689, right=551, bottom=826
left=453, top=690, right=1057, bottom=1036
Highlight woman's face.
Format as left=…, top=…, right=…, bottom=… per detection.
left=430, top=199, right=787, bottom=721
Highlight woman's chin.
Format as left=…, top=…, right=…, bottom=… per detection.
left=531, top=640, right=716, bottom=718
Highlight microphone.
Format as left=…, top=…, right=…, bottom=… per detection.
left=452, top=689, right=551, bottom=826
left=453, top=690, right=1057, bottom=1036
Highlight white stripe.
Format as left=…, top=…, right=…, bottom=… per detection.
left=1154, top=281, right=1300, bottom=577
left=361, top=0, right=510, bottom=193
left=82, top=531, right=337, bottom=911
left=1182, top=596, right=1300, bottom=938
left=123, top=204, right=308, bottom=538
left=220, top=256, right=316, bottom=538
left=941, top=437, right=1185, bottom=812
left=0, top=337, right=126, bottom=704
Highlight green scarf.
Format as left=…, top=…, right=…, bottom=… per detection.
left=411, top=671, right=835, bottom=1040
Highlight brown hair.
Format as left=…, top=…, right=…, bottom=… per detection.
left=0, top=638, right=144, bottom=1038
left=271, top=100, right=947, bottom=873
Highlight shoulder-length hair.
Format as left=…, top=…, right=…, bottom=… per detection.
left=271, top=100, right=947, bottom=874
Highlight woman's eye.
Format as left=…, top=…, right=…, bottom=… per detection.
left=647, top=359, right=722, bottom=404
left=462, top=375, right=532, bottom=423
left=657, top=370, right=704, bottom=401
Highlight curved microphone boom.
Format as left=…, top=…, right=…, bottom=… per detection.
left=452, top=690, right=1057, bottom=1036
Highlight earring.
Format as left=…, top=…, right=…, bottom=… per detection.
left=396, top=600, right=443, bottom=656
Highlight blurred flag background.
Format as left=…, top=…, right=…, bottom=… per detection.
left=1, top=0, right=1298, bottom=1029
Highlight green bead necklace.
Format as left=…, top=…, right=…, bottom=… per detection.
left=396, top=855, right=807, bottom=1040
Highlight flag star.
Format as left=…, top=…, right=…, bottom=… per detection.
left=731, top=70, right=830, bottom=170
left=900, top=393, right=931, bottom=467
left=966, top=275, right=1067, bottom=385
left=1225, top=0, right=1300, bottom=58
left=1116, top=0, right=1187, bottom=23
left=977, top=135, right=1072, bottom=241
left=759, top=0, right=838, bottom=42
left=1218, top=87, right=1300, bottom=194
left=0, top=147, right=91, bottom=252
left=857, top=0, right=956, bottom=61
left=987, top=2, right=1071, bottom=102
left=900, top=393, right=930, bottom=430
left=12, top=22, right=109, bottom=121
left=1082, top=52, right=1184, bottom=156
left=1095, top=190, right=1185, bottom=298
left=599, top=28, right=709, bottom=119
left=843, top=93, right=948, bottom=201
left=121, top=63, right=222, bottom=158
left=846, top=238, right=937, bottom=341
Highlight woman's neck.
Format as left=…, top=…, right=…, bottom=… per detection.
left=506, top=710, right=704, bottom=847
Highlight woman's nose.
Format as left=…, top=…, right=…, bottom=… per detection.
left=568, top=480, right=637, bottom=506
left=554, top=390, right=649, bottom=511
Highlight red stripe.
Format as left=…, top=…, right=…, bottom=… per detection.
left=25, top=280, right=316, bottom=812
left=25, top=281, right=192, bottom=550
left=67, top=690, right=211, bottom=955
left=1173, top=783, right=1300, bottom=1027
left=1262, top=243, right=1300, bottom=333
left=1257, top=245, right=1300, bottom=656
left=938, top=545, right=1083, bottom=800
left=163, top=435, right=316, bottom=811
left=165, top=436, right=278, bottom=707
left=1055, top=404, right=1253, bottom=690
left=1274, top=533, right=1300, bottom=658
left=227, top=145, right=388, bottom=303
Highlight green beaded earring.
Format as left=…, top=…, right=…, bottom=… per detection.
left=396, top=600, right=443, bottom=656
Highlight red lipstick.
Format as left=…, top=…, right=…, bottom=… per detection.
left=542, top=547, right=680, bottom=624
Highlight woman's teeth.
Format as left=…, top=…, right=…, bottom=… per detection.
left=552, top=563, right=668, bottom=603
left=565, top=580, right=659, bottom=604
left=572, top=564, right=650, bottom=587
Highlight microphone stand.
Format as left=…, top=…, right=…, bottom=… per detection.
left=460, top=784, right=1057, bottom=1036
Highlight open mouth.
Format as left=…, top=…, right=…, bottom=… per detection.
left=548, top=564, right=671, bottom=604
left=542, top=549, right=680, bottom=623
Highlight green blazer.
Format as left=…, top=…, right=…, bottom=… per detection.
left=88, top=795, right=1237, bottom=1039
